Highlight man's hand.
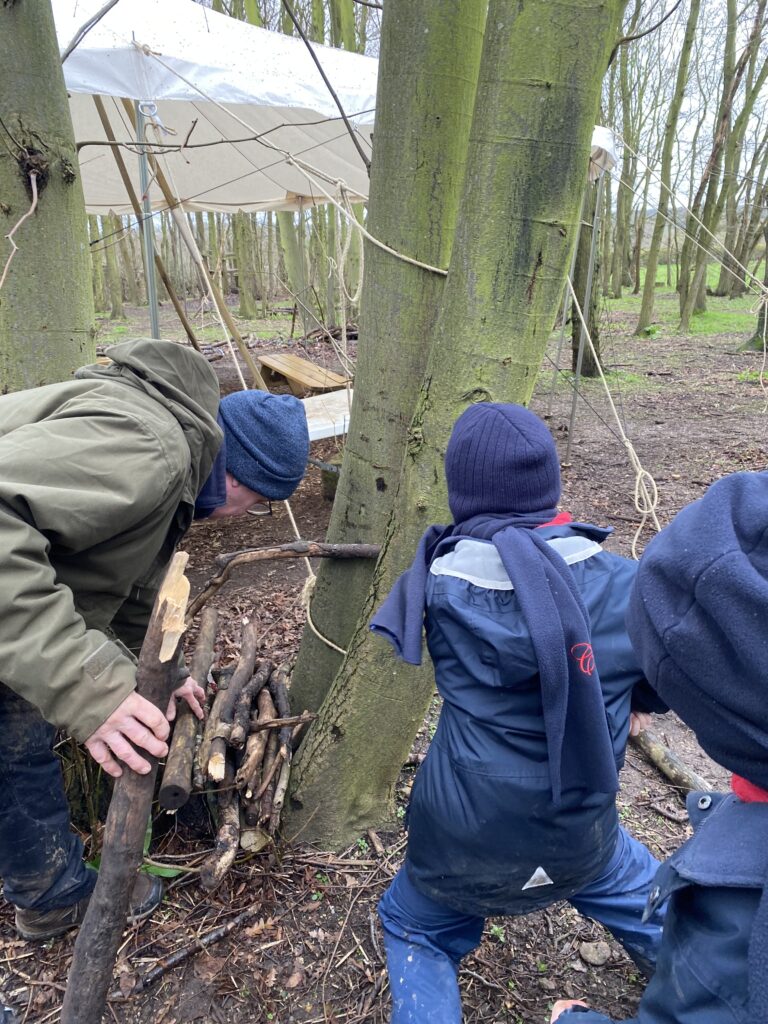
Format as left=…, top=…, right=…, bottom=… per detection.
left=85, top=692, right=170, bottom=778
left=166, top=676, right=206, bottom=722
left=550, top=1000, right=589, bottom=1022
left=629, top=711, right=653, bottom=737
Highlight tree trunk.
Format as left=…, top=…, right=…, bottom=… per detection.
left=89, top=215, right=108, bottom=313
left=740, top=220, right=768, bottom=351
left=0, top=0, right=94, bottom=392
left=635, top=0, right=700, bottom=334
left=233, top=211, right=259, bottom=319
left=103, top=214, right=125, bottom=320
left=289, top=0, right=487, bottom=716
left=288, top=0, right=624, bottom=848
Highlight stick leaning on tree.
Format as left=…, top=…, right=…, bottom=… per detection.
left=61, top=552, right=191, bottom=1024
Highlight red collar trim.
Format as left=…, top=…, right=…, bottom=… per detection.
left=731, top=774, right=768, bottom=803
left=537, top=511, right=573, bottom=528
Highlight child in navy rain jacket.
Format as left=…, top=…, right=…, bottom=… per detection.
left=552, top=470, right=768, bottom=1024
left=371, top=403, right=668, bottom=1024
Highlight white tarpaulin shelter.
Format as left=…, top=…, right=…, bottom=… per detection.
left=53, top=0, right=376, bottom=213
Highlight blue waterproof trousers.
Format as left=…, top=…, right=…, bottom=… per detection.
left=378, top=826, right=664, bottom=1024
left=0, top=684, right=96, bottom=912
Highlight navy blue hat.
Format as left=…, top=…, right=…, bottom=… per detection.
left=444, top=403, right=561, bottom=522
left=627, top=471, right=768, bottom=789
left=218, top=390, right=310, bottom=501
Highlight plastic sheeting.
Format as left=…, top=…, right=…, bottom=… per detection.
left=54, top=0, right=617, bottom=215
left=54, top=0, right=376, bottom=213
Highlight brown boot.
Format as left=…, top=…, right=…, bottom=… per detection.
left=15, top=872, right=163, bottom=940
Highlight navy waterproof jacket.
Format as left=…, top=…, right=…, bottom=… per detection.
left=405, top=524, right=665, bottom=917
left=556, top=791, right=768, bottom=1024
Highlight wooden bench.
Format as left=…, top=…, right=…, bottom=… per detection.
left=257, top=352, right=351, bottom=396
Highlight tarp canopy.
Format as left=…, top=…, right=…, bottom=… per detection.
left=54, top=0, right=376, bottom=213
left=54, top=0, right=617, bottom=216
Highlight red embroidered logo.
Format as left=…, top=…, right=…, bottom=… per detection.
left=570, top=643, right=595, bottom=676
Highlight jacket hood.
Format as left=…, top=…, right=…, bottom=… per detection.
left=75, top=339, right=223, bottom=503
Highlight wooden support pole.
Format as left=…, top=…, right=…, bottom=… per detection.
left=158, top=606, right=218, bottom=810
left=118, top=99, right=269, bottom=391
left=92, top=96, right=202, bottom=351
left=61, top=553, right=190, bottom=1024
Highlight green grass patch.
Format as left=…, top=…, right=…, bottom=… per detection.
left=605, top=288, right=756, bottom=337
left=736, top=369, right=767, bottom=386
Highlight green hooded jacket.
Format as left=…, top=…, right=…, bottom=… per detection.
left=0, top=339, right=222, bottom=741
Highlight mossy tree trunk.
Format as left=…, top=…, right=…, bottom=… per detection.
left=287, top=0, right=624, bottom=848
left=0, top=0, right=94, bottom=392
left=290, top=0, right=487, bottom=716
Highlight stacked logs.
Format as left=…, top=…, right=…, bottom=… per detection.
left=158, top=609, right=313, bottom=890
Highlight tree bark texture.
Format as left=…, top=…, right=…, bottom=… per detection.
left=288, top=0, right=624, bottom=847
left=0, top=0, right=95, bottom=393
left=290, top=0, right=487, bottom=716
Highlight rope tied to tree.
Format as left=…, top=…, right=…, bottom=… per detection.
left=566, top=276, right=661, bottom=559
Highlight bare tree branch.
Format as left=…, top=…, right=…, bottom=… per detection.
left=609, top=0, right=684, bottom=66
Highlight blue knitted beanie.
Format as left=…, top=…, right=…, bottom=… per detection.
left=219, top=390, right=309, bottom=500
left=444, top=403, right=561, bottom=522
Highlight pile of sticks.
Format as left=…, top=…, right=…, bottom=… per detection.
left=158, top=608, right=313, bottom=890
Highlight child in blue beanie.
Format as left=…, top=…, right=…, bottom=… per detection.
left=371, top=402, right=668, bottom=1024
left=551, top=470, right=768, bottom=1024
left=195, top=390, right=310, bottom=519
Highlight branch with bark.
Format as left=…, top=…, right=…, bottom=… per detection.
left=186, top=541, right=380, bottom=621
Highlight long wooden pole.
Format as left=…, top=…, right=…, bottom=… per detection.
left=92, top=96, right=202, bottom=351
left=61, top=553, right=190, bottom=1024
left=118, top=99, right=269, bottom=390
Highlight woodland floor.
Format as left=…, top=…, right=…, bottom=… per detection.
left=1, top=292, right=766, bottom=1024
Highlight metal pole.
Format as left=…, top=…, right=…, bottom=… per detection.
left=135, top=102, right=161, bottom=339
left=564, top=177, right=605, bottom=466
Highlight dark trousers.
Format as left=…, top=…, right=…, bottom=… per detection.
left=0, top=684, right=96, bottom=911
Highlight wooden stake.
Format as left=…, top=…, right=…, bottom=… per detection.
left=207, top=622, right=259, bottom=782
left=61, top=553, right=190, bottom=1024
left=235, top=688, right=277, bottom=792
left=158, top=607, right=218, bottom=810
left=229, top=659, right=274, bottom=748
left=199, top=757, right=240, bottom=891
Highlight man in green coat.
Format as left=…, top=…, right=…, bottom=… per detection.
left=0, top=339, right=310, bottom=940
